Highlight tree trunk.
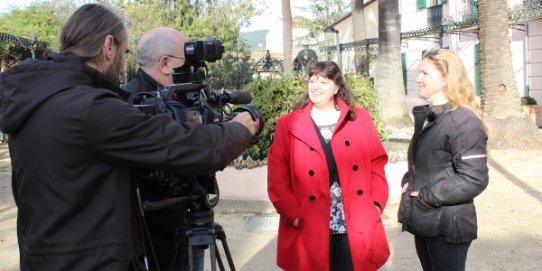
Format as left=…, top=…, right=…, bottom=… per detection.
left=351, top=0, right=366, bottom=73
left=281, top=0, right=293, bottom=75
left=373, top=0, right=411, bottom=129
left=478, top=0, right=542, bottom=150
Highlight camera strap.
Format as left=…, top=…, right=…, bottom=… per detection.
left=312, top=120, right=340, bottom=188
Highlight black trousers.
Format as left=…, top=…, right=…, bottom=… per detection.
left=415, top=235, right=472, bottom=271
left=330, top=234, right=354, bottom=271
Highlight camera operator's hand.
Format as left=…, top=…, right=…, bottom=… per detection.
left=231, top=111, right=258, bottom=136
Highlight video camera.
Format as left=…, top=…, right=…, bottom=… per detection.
left=132, top=38, right=264, bottom=224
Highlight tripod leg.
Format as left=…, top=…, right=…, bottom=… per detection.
left=187, top=227, right=218, bottom=271
left=176, top=224, right=236, bottom=271
left=170, top=228, right=186, bottom=271
left=214, top=223, right=236, bottom=271
left=213, top=245, right=225, bottom=271
left=209, top=241, right=218, bottom=271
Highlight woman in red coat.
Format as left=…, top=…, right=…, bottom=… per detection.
left=267, top=61, right=390, bottom=271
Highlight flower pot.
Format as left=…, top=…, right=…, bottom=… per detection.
left=521, top=104, right=539, bottom=124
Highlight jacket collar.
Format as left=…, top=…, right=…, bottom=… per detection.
left=424, top=102, right=453, bottom=129
left=290, top=98, right=350, bottom=149
left=136, top=68, right=163, bottom=90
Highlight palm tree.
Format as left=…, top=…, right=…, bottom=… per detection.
left=373, top=0, right=411, bottom=129
left=281, top=0, right=293, bottom=75
left=350, top=0, right=366, bottom=73
left=478, top=0, right=542, bottom=149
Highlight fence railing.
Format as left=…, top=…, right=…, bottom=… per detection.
left=0, top=32, right=46, bottom=50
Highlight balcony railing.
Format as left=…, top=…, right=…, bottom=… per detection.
left=510, top=0, right=542, bottom=20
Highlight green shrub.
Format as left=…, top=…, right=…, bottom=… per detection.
left=244, top=74, right=306, bottom=160
left=243, top=72, right=383, bottom=162
left=344, top=72, right=386, bottom=141
left=208, top=54, right=254, bottom=91
left=521, top=96, right=537, bottom=105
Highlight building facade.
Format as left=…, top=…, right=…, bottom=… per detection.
left=327, top=0, right=542, bottom=125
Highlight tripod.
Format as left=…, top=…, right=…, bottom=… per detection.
left=170, top=219, right=236, bottom=271
left=136, top=186, right=236, bottom=271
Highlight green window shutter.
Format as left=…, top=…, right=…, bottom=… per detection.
left=417, top=0, right=427, bottom=9
left=402, top=53, right=407, bottom=94
left=470, top=0, right=478, bottom=21
left=474, top=44, right=481, bottom=96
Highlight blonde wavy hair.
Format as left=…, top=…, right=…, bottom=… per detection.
left=423, top=49, right=483, bottom=120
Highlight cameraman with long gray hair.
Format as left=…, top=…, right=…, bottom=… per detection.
left=0, top=4, right=257, bottom=271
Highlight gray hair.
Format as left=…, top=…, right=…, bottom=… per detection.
left=137, top=30, right=181, bottom=67
left=60, top=4, right=126, bottom=61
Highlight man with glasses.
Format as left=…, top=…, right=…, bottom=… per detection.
left=124, top=27, right=205, bottom=271
left=125, top=27, right=187, bottom=103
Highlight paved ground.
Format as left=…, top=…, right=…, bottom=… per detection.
left=2, top=143, right=542, bottom=270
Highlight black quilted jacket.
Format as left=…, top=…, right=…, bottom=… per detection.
left=398, top=103, right=489, bottom=243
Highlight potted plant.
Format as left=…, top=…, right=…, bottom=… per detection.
left=520, top=96, right=539, bottom=124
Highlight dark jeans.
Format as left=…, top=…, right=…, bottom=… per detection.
left=415, top=235, right=471, bottom=271
left=330, top=234, right=354, bottom=271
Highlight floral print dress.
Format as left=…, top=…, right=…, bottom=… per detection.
left=318, top=123, right=347, bottom=235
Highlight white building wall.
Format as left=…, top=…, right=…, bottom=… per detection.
left=399, top=0, right=542, bottom=122
left=528, top=20, right=542, bottom=125
left=330, top=1, right=379, bottom=73
left=334, top=18, right=353, bottom=71
left=401, top=0, right=429, bottom=32
left=365, top=2, right=379, bottom=38
left=265, top=17, right=315, bottom=65
left=265, top=17, right=283, bottom=55
left=511, top=28, right=526, bottom=96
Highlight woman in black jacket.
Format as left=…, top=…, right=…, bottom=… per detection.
left=398, top=49, right=489, bottom=271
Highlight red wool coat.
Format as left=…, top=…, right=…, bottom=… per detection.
left=267, top=99, right=390, bottom=271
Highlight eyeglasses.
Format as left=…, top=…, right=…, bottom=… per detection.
left=159, top=55, right=185, bottom=62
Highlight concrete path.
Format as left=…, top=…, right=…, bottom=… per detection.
left=2, top=143, right=542, bottom=270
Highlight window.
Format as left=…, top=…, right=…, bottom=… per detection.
left=427, top=4, right=443, bottom=27
left=419, top=0, right=447, bottom=9
left=417, top=0, right=427, bottom=9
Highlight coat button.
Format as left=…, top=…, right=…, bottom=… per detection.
left=309, top=195, right=316, bottom=201
left=353, top=165, right=359, bottom=171
left=357, top=190, right=363, bottom=195
left=345, top=140, right=351, bottom=146
left=308, top=170, right=315, bottom=176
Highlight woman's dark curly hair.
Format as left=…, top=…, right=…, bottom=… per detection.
left=292, top=61, right=356, bottom=120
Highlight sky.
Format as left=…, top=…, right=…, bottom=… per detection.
left=0, top=0, right=35, bottom=14
left=242, top=0, right=312, bottom=32
left=0, top=0, right=312, bottom=31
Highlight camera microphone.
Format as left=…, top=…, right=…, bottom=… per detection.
left=208, top=91, right=252, bottom=105
left=225, top=91, right=252, bottom=104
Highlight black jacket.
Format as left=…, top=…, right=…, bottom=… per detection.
left=123, top=67, right=161, bottom=104
left=124, top=68, right=196, bottom=270
left=0, top=54, right=252, bottom=270
left=398, top=104, right=489, bottom=243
